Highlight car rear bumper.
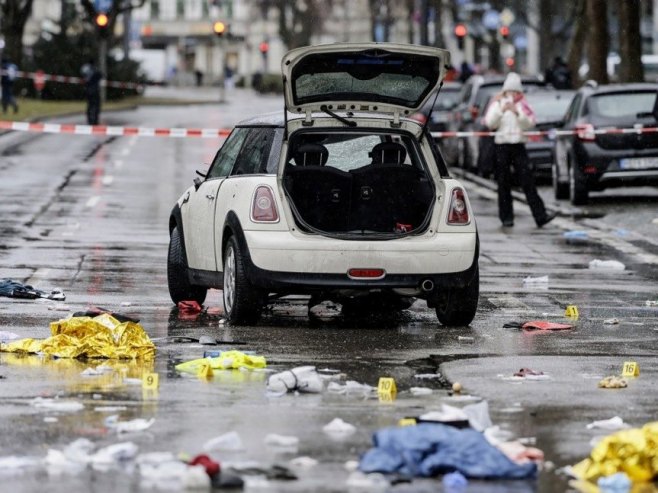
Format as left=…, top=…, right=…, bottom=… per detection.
left=577, top=143, right=658, bottom=185
left=243, top=230, right=478, bottom=292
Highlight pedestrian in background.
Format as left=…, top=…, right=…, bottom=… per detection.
left=544, top=56, right=573, bottom=89
left=81, top=60, right=102, bottom=125
left=1, top=57, right=19, bottom=114
left=458, top=61, right=474, bottom=83
left=484, top=72, right=557, bottom=228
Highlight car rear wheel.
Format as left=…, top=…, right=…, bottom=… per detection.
left=569, top=162, right=589, bottom=205
left=552, top=161, right=569, bottom=200
left=435, top=267, right=479, bottom=327
left=167, top=226, right=207, bottom=305
left=223, top=235, right=263, bottom=325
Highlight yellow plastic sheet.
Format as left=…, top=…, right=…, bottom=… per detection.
left=175, top=350, right=266, bottom=374
left=571, top=421, right=658, bottom=483
left=0, top=314, right=155, bottom=360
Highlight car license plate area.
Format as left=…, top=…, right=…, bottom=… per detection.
left=619, top=157, right=658, bottom=170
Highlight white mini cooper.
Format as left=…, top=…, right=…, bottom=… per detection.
left=168, top=43, right=479, bottom=326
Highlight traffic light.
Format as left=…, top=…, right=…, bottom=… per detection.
left=259, top=41, right=269, bottom=55
left=454, top=24, right=467, bottom=50
left=213, top=21, right=227, bottom=37
left=499, top=26, right=510, bottom=40
left=95, top=13, right=109, bottom=35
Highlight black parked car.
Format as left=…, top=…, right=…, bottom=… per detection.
left=552, top=82, right=658, bottom=205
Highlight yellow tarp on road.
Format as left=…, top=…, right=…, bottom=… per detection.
left=0, top=314, right=155, bottom=360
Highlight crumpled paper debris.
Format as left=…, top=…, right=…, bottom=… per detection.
left=175, top=350, right=266, bottom=374
left=570, top=421, right=658, bottom=483
left=598, top=376, right=628, bottom=389
left=0, top=314, right=155, bottom=360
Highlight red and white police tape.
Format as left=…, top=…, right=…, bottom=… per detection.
left=0, top=120, right=231, bottom=138
left=1, top=68, right=144, bottom=90
left=1, top=119, right=658, bottom=139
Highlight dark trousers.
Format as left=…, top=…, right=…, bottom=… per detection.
left=494, top=143, right=547, bottom=225
left=87, top=95, right=100, bottom=125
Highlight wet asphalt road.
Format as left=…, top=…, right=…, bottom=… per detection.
left=0, top=91, right=657, bottom=492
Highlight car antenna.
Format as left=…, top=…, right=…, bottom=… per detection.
left=421, top=80, right=443, bottom=142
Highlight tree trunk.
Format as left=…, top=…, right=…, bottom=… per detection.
left=538, top=0, right=553, bottom=72
left=567, top=0, right=588, bottom=86
left=407, top=0, right=415, bottom=44
left=585, top=0, right=609, bottom=84
left=432, top=0, right=445, bottom=48
left=0, top=0, right=34, bottom=65
left=617, top=0, right=644, bottom=82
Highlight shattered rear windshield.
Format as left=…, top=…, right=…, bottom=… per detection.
left=291, top=51, right=441, bottom=109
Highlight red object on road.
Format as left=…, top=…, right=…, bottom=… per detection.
left=522, top=321, right=572, bottom=331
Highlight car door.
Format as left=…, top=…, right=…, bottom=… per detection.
left=214, top=127, right=275, bottom=273
left=182, top=128, right=248, bottom=271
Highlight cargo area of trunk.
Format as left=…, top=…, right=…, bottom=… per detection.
left=283, top=162, right=435, bottom=235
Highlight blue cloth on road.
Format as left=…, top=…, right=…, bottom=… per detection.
left=359, top=423, right=537, bottom=479
left=0, top=279, right=65, bottom=300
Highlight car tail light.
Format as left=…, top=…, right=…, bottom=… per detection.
left=410, top=112, right=427, bottom=124
left=348, top=268, right=385, bottom=279
left=576, top=123, right=596, bottom=142
left=469, top=105, right=479, bottom=120
left=251, top=185, right=279, bottom=222
left=447, top=188, right=470, bottom=225
left=527, top=133, right=544, bottom=142
left=583, top=165, right=598, bottom=174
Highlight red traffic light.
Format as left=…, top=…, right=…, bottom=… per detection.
left=454, top=24, right=467, bottom=38
left=259, top=42, right=269, bottom=54
left=499, top=26, right=510, bottom=38
left=213, top=21, right=226, bottom=36
left=95, top=13, right=109, bottom=28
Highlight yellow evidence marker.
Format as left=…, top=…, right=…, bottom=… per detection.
left=564, top=305, right=579, bottom=319
left=621, top=361, right=640, bottom=377
left=142, top=372, right=159, bottom=390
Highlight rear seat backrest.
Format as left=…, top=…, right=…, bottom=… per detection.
left=294, top=143, right=329, bottom=167
left=370, top=142, right=407, bottom=165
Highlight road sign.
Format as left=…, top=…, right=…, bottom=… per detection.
left=483, top=10, right=500, bottom=30
left=95, top=0, right=113, bottom=12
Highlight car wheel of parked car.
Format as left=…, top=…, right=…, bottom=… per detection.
left=435, top=267, right=479, bottom=326
left=223, top=235, right=263, bottom=325
left=167, top=226, right=208, bottom=305
left=552, top=161, right=569, bottom=200
left=569, top=161, right=589, bottom=205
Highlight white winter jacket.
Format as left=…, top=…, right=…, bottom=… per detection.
left=484, top=95, right=536, bottom=144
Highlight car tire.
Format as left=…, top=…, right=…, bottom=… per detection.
left=552, top=161, right=569, bottom=200
left=167, top=226, right=207, bottom=305
left=435, top=267, right=479, bottom=327
left=569, top=161, right=589, bottom=205
left=223, top=235, right=263, bottom=325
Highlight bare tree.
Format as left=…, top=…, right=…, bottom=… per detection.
left=566, top=0, right=587, bottom=86
left=617, top=0, right=643, bottom=82
left=0, top=0, right=34, bottom=65
left=585, top=0, right=609, bottom=84
left=271, top=0, right=327, bottom=49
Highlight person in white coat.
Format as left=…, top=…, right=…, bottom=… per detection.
left=484, top=72, right=556, bottom=228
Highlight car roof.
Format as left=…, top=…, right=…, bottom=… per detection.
left=583, top=82, right=658, bottom=94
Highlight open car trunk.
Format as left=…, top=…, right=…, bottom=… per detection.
left=283, top=131, right=435, bottom=237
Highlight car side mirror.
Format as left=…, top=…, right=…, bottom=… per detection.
left=193, top=169, right=207, bottom=190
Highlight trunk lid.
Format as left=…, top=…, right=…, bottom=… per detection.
left=281, top=43, right=450, bottom=119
